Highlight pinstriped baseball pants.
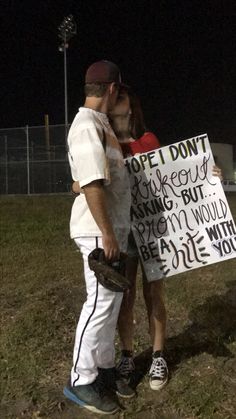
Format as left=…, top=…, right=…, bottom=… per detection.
left=71, top=236, right=126, bottom=386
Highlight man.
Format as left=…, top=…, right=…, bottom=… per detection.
left=63, top=60, right=134, bottom=415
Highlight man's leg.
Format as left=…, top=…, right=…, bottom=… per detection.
left=97, top=285, right=135, bottom=398
left=64, top=237, right=121, bottom=414
left=71, top=237, right=123, bottom=386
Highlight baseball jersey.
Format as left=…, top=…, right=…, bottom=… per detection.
left=68, top=107, right=131, bottom=240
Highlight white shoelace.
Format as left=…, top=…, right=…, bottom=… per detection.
left=149, top=357, right=167, bottom=379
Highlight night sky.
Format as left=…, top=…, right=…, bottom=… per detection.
left=1, top=0, right=236, bottom=147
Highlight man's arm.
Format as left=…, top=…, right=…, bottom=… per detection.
left=83, top=180, right=120, bottom=261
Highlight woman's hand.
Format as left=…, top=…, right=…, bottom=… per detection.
left=212, top=165, right=223, bottom=181
left=72, top=181, right=83, bottom=194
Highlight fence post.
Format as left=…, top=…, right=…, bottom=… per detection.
left=26, top=125, right=30, bottom=195
left=31, top=141, right=35, bottom=193
left=4, top=135, right=8, bottom=194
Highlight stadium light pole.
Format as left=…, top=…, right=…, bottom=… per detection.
left=58, top=15, right=77, bottom=141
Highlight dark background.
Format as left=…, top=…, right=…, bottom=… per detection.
left=1, top=0, right=236, bottom=147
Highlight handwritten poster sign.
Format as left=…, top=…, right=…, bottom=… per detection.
left=125, top=134, right=236, bottom=281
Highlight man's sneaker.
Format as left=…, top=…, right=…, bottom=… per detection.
left=63, top=378, right=119, bottom=415
left=116, top=351, right=135, bottom=382
left=98, top=367, right=135, bottom=399
left=149, top=352, right=168, bottom=390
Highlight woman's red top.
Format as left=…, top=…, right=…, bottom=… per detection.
left=120, top=132, right=161, bottom=158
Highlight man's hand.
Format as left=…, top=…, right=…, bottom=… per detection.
left=83, top=180, right=120, bottom=262
left=102, top=232, right=120, bottom=261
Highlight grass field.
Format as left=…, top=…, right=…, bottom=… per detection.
left=1, top=194, right=236, bottom=419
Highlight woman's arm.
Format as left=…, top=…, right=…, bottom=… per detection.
left=71, top=181, right=83, bottom=194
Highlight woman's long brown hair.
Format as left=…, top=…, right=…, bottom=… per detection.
left=128, top=89, right=146, bottom=139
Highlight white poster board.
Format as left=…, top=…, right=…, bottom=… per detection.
left=125, top=134, right=236, bottom=281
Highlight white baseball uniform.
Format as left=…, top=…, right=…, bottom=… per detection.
left=67, top=107, right=131, bottom=386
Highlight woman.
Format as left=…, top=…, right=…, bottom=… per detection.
left=109, top=88, right=168, bottom=391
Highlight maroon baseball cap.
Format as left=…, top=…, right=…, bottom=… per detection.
left=85, top=60, right=128, bottom=87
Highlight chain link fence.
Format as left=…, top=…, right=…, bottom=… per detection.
left=0, top=125, right=72, bottom=194
left=2, top=125, right=236, bottom=195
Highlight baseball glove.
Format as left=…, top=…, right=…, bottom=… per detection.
left=88, top=248, right=131, bottom=292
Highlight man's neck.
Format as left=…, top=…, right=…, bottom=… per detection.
left=83, top=97, right=108, bottom=114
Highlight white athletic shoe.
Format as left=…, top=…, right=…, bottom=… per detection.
left=149, top=354, right=168, bottom=390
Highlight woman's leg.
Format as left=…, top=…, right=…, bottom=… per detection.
left=116, top=256, right=138, bottom=379
left=142, top=274, right=166, bottom=350
left=142, top=265, right=166, bottom=349
left=142, top=267, right=168, bottom=389
left=117, top=256, right=138, bottom=352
